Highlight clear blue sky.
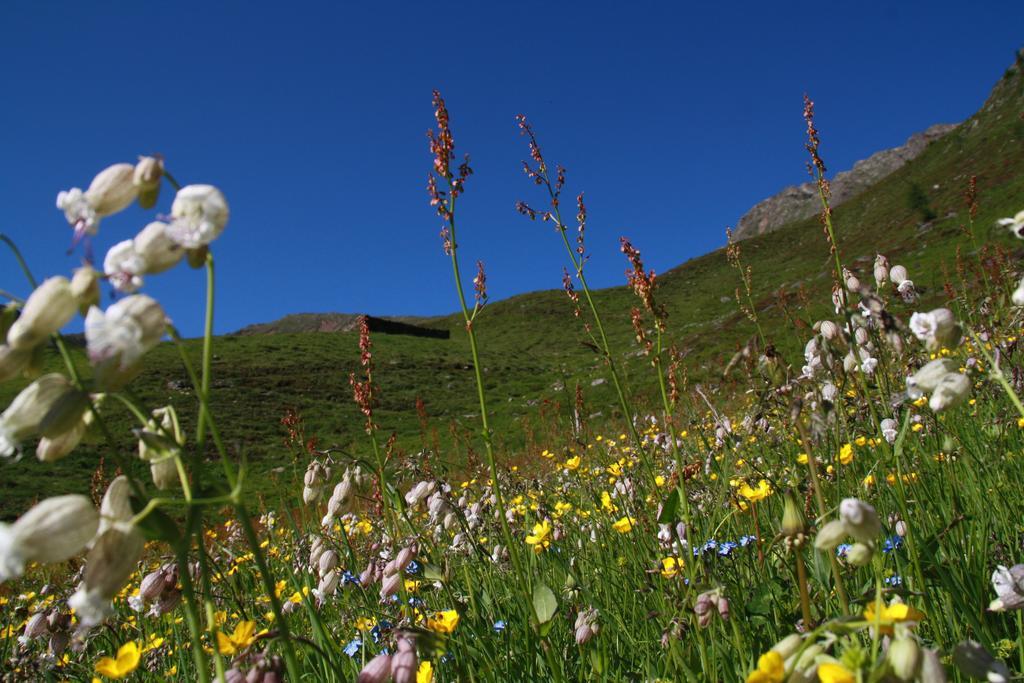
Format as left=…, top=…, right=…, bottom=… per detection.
left=2, top=1, right=1021, bottom=336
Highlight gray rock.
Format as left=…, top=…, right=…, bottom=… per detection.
left=733, top=123, right=957, bottom=240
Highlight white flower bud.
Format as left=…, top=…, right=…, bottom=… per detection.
left=888, top=635, right=920, bottom=681
left=874, top=254, right=890, bottom=288
left=133, top=222, right=184, bottom=275
left=380, top=571, right=401, bottom=599
left=6, top=277, right=77, bottom=350
left=150, top=456, right=179, bottom=490
left=0, top=345, right=31, bottom=383
left=839, top=498, right=882, bottom=543
left=929, top=372, right=971, bottom=413
left=889, top=265, right=909, bottom=284
left=318, top=549, right=338, bottom=577
left=358, top=653, right=392, bottom=683
left=846, top=542, right=874, bottom=566
left=819, top=320, right=839, bottom=340
left=166, top=185, right=229, bottom=248
left=70, top=267, right=101, bottom=316
left=37, top=402, right=94, bottom=462
left=85, top=163, right=138, bottom=217
left=0, top=374, right=74, bottom=457
left=919, top=647, right=948, bottom=682
left=906, top=359, right=959, bottom=399
left=845, top=274, right=861, bottom=292
left=814, top=519, right=849, bottom=550
left=68, top=526, right=145, bottom=627
left=317, top=568, right=339, bottom=597
left=854, top=327, right=870, bottom=346
left=133, top=156, right=164, bottom=201
left=771, top=634, right=803, bottom=660
left=98, top=476, right=135, bottom=537
left=391, top=636, right=418, bottom=683
left=0, top=495, right=98, bottom=581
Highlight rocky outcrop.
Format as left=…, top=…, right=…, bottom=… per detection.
left=733, top=123, right=957, bottom=240
left=235, top=313, right=449, bottom=339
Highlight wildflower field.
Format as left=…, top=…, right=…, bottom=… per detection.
left=3, top=52, right=1024, bottom=683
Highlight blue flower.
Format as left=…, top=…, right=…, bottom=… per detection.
left=884, top=574, right=903, bottom=587
left=370, top=620, right=393, bottom=644
left=493, top=620, right=507, bottom=633
left=701, top=539, right=718, bottom=554
left=738, top=535, right=757, bottom=547
left=408, top=597, right=425, bottom=608
left=882, top=536, right=904, bottom=553
left=343, top=639, right=362, bottom=657
left=341, top=570, right=360, bottom=586
left=836, top=544, right=851, bottom=559
left=717, top=541, right=738, bottom=557
left=406, top=560, right=422, bottom=575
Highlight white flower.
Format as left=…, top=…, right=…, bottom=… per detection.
left=103, top=240, right=146, bottom=294
left=0, top=495, right=98, bottom=582
left=0, top=374, right=74, bottom=457
left=909, top=308, right=959, bottom=351
left=880, top=418, right=899, bottom=444
left=165, top=185, right=229, bottom=248
left=990, top=564, right=1024, bottom=612
left=896, top=279, right=917, bottom=302
left=6, top=277, right=77, bottom=350
left=56, top=188, right=99, bottom=236
left=906, top=359, right=959, bottom=399
left=56, top=163, right=138, bottom=237
left=929, top=372, right=971, bottom=412
left=84, top=296, right=166, bottom=369
left=839, top=498, right=881, bottom=543
left=997, top=210, right=1024, bottom=238
left=1013, top=276, right=1024, bottom=307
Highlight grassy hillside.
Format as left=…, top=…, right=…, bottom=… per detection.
left=2, top=60, right=1022, bottom=516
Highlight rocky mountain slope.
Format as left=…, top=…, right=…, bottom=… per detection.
left=733, top=123, right=957, bottom=239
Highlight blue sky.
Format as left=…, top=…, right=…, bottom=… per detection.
left=1, top=1, right=1021, bottom=336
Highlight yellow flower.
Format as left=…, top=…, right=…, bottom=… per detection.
left=796, top=453, right=808, bottom=465
left=612, top=516, right=635, bottom=533
left=426, top=609, right=460, bottom=634
left=95, top=642, right=141, bottom=679
left=355, top=616, right=374, bottom=631
left=817, top=662, right=856, bottom=683
left=601, top=491, right=617, bottom=513
left=738, top=479, right=772, bottom=502
left=660, top=557, right=682, bottom=578
left=862, top=474, right=876, bottom=487
left=854, top=436, right=867, bottom=447
left=563, top=455, right=581, bottom=471
left=417, top=660, right=434, bottom=683
left=838, top=443, right=854, bottom=465
left=525, top=520, right=553, bottom=553
left=863, top=599, right=925, bottom=635
left=655, top=475, right=666, bottom=487
left=217, top=620, right=257, bottom=655
left=746, top=650, right=784, bottom=683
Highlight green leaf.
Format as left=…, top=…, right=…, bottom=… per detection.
left=423, top=563, right=446, bottom=582
left=533, top=582, right=558, bottom=625
left=658, top=488, right=681, bottom=524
